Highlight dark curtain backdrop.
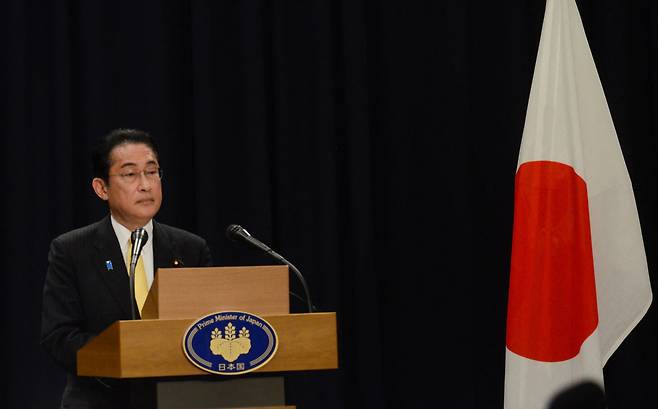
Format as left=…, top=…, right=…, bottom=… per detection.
left=2, top=1, right=657, bottom=408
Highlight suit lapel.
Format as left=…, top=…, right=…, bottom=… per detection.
left=93, top=216, right=132, bottom=317
left=92, top=218, right=177, bottom=318
left=153, top=220, right=175, bottom=272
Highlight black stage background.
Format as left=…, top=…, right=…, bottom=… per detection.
left=2, top=1, right=657, bottom=408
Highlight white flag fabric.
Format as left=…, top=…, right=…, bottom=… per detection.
left=504, top=0, right=652, bottom=408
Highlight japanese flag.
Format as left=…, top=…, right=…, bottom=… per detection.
left=504, top=0, right=652, bottom=408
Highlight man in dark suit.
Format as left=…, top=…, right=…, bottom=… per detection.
left=41, top=129, right=212, bottom=409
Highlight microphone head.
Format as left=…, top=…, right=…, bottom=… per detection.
left=131, top=228, right=149, bottom=248
left=226, top=224, right=251, bottom=241
left=225, top=223, right=274, bottom=256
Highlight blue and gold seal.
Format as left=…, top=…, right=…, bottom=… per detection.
left=182, top=311, right=278, bottom=375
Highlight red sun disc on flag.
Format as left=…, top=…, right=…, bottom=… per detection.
left=506, top=161, right=599, bottom=362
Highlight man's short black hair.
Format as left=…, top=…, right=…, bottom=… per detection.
left=92, top=128, right=160, bottom=182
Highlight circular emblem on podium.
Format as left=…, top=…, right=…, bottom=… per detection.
left=182, top=311, right=278, bottom=375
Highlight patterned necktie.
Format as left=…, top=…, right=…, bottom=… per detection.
left=127, top=238, right=148, bottom=314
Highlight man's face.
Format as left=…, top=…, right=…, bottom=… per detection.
left=92, top=143, right=163, bottom=230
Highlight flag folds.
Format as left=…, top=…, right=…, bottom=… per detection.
left=504, top=1, right=652, bottom=408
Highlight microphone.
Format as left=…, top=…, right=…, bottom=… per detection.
left=226, top=224, right=314, bottom=313
left=226, top=224, right=274, bottom=254
left=129, top=228, right=148, bottom=320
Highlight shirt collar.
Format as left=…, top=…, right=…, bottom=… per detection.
left=110, top=215, right=154, bottom=250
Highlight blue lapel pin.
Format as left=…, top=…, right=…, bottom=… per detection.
left=105, top=260, right=113, bottom=271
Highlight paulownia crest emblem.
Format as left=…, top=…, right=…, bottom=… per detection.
left=209, top=322, right=252, bottom=362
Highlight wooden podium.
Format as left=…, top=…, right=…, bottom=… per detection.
left=77, top=265, right=338, bottom=408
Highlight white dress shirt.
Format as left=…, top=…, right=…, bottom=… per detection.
left=110, top=215, right=155, bottom=288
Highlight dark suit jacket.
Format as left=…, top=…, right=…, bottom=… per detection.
left=41, top=216, right=212, bottom=409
